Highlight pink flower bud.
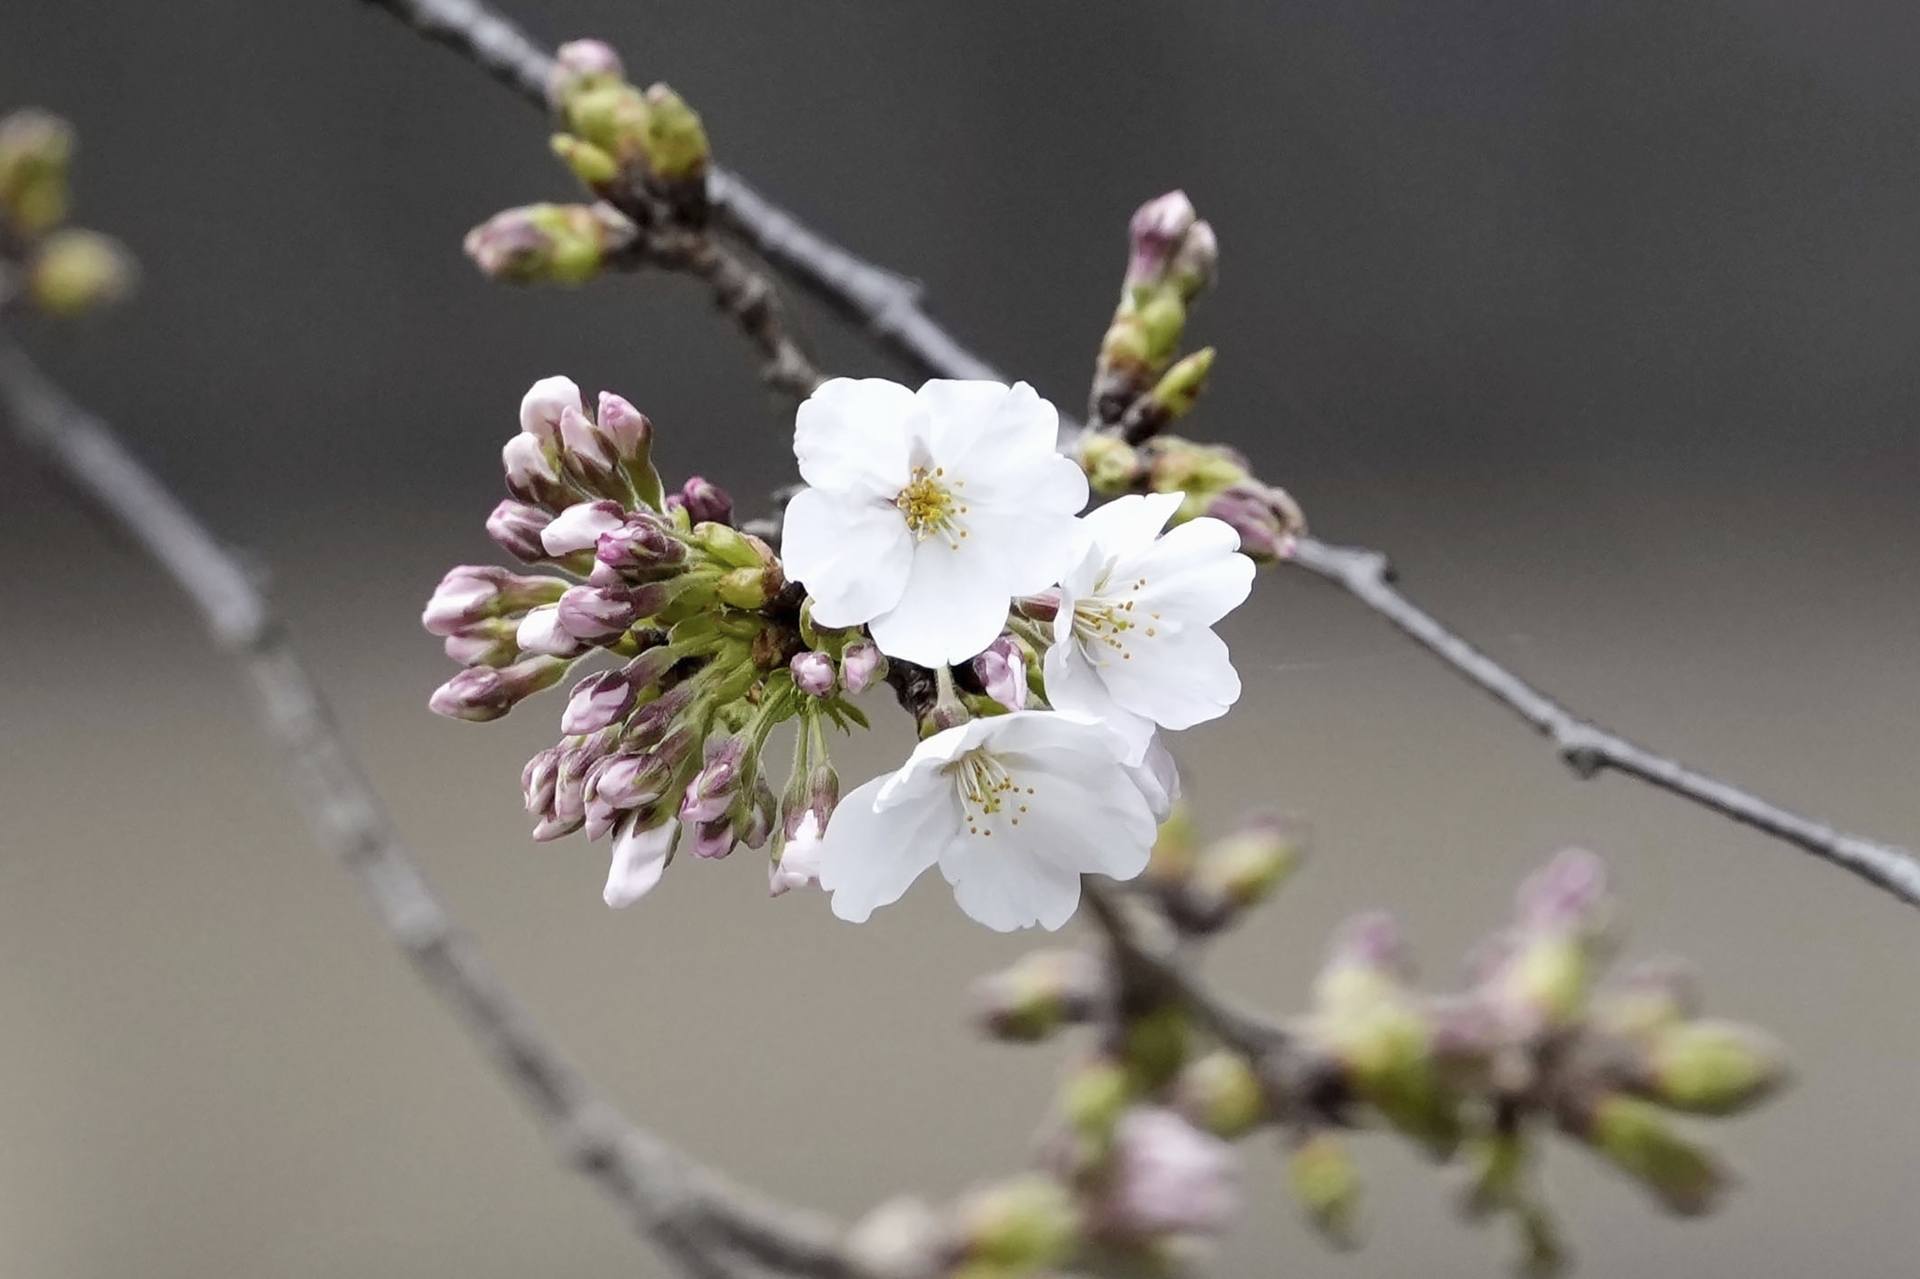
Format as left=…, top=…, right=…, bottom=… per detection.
left=690, top=817, right=735, bottom=860
left=595, top=513, right=684, bottom=579
left=596, top=392, right=653, bottom=461
left=678, top=475, right=734, bottom=525
left=592, top=750, right=667, bottom=811
left=561, top=669, right=637, bottom=735
left=1096, top=1107, right=1241, bottom=1239
left=549, top=39, right=625, bottom=107
left=501, top=433, right=570, bottom=508
left=422, top=566, right=564, bottom=636
left=768, top=811, right=826, bottom=896
left=972, top=635, right=1026, bottom=709
left=790, top=650, right=836, bottom=698
left=1127, top=190, right=1197, bottom=286
left=556, top=584, right=654, bottom=641
left=443, top=621, right=518, bottom=668
left=519, top=375, right=584, bottom=449
left=1203, top=482, right=1304, bottom=564
left=428, top=656, right=567, bottom=722
left=541, top=500, right=627, bottom=556
left=522, top=747, right=561, bottom=817
left=485, top=500, right=554, bottom=563
left=839, top=639, right=885, bottom=694
left=516, top=605, right=589, bottom=657
left=679, top=737, right=746, bottom=824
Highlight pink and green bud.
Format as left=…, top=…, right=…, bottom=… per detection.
left=1167, top=219, right=1219, bottom=300
left=1639, top=1021, right=1789, bottom=1116
left=1203, top=481, right=1305, bottom=564
left=595, top=512, right=685, bottom=582
left=547, top=39, right=626, bottom=109
left=421, top=565, right=566, bottom=636
left=1287, top=1133, right=1362, bottom=1249
left=790, top=650, right=836, bottom=698
left=428, top=656, right=568, bottom=722
left=956, top=1175, right=1080, bottom=1271
left=680, top=736, right=747, bottom=824
left=521, top=747, right=561, bottom=816
left=1573, top=1093, right=1728, bottom=1216
left=1126, top=190, right=1198, bottom=287
left=1177, top=814, right=1304, bottom=932
left=974, top=948, right=1104, bottom=1043
left=463, top=202, right=633, bottom=286
left=443, top=617, right=520, bottom=668
left=556, top=583, right=648, bottom=641
left=485, top=499, right=554, bottom=563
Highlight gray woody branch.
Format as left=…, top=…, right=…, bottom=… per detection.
left=358, top=0, right=1920, bottom=915
left=0, top=338, right=853, bottom=1279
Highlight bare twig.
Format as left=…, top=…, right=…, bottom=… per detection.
left=0, top=337, right=852, bottom=1279
left=647, top=230, right=824, bottom=401
left=357, top=0, right=1920, bottom=912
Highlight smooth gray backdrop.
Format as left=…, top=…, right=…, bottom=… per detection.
left=3, top=2, right=1918, bottom=1276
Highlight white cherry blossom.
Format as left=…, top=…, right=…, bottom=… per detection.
left=1044, top=492, right=1253, bottom=762
left=604, top=815, right=678, bottom=908
left=816, top=711, right=1162, bottom=931
left=782, top=378, right=1089, bottom=667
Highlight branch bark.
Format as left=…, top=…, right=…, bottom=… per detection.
left=355, top=2, right=1920, bottom=911
left=0, top=337, right=851, bottom=1279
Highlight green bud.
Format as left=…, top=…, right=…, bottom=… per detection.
left=691, top=520, right=766, bottom=569
left=1122, top=1004, right=1190, bottom=1091
left=1143, top=437, right=1251, bottom=505
left=1582, top=1093, right=1727, bottom=1216
left=562, top=80, right=654, bottom=170
left=1078, top=432, right=1143, bottom=496
left=1288, top=1133, right=1361, bottom=1249
left=463, top=203, right=634, bottom=286
left=1135, top=288, right=1187, bottom=364
left=640, top=83, right=711, bottom=183
left=1183, top=814, right=1302, bottom=929
left=0, top=109, right=73, bottom=236
left=27, top=229, right=136, bottom=316
left=959, top=1175, right=1080, bottom=1272
left=975, top=949, right=1104, bottom=1043
left=1173, top=1051, right=1266, bottom=1139
left=1147, top=347, right=1215, bottom=423
left=1502, top=936, right=1590, bottom=1030
left=1643, top=1020, right=1788, bottom=1116
left=551, top=133, right=621, bottom=189
left=1593, top=959, right=1698, bottom=1042
left=716, top=564, right=779, bottom=611
left=1060, top=1056, right=1132, bottom=1137
left=1097, top=313, right=1151, bottom=371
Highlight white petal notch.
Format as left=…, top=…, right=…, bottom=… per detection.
left=1043, top=492, right=1255, bottom=763
left=814, top=711, right=1167, bottom=932
left=782, top=378, right=1090, bottom=667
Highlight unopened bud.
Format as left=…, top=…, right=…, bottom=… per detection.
left=463, top=202, right=634, bottom=285
left=1578, top=1093, right=1728, bottom=1216
left=640, top=83, right=711, bottom=184
left=485, top=500, right=554, bottom=562
left=561, top=669, right=637, bottom=735
left=1079, top=433, right=1144, bottom=496
left=677, top=475, right=734, bottom=525
left=1146, top=346, right=1215, bottom=422
left=421, top=565, right=566, bottom=636
left=1641, top=1021, right=1788, bottom=1116
left=0, top=109, right=73, bottom=236
left=974, top=949, right=1105, bottom=1043
left=957, top=1175, right=1079, bottom=1271
left=790, top=650, right=836, bottom=698
left=1096, top=1107, right=1241, bottom=1239
left=1593, top=958, right=1700, bottom=1042
left=428, top=656, right=568, bottom=722
left=1172, top=1051, right=1267, bottom=1140
left=548, top=39, right=626, bottom=109
left=1122, top=1004, right=1190, bottom=1090
left=1287, top=1133, right=1362, bottom=1249
left=1178, top=814, right=1303, bottom=931
left=542, top=500, right=628, bottom=556
left=443, top=617, right=519, bottom=668
left=556, top=583, right=652, bottom=641
left=1203, top=481, right=1305, bottom=564
left=501, top=433, right=571, bottom=509
left=519, top=375, right=583, bottom=448
left=716, top=563, right=781, bottom=610
left=27, top=229, right=136, bottom=316
left=840, top=639, right=885, bottom=694
left=604, top=813, right=678, bottom=908
left=1167, top=219, right=1219, bottom=300
left=516, top=604, right=590, bottom=658
left=1127, top=191, right=1198, bottom=287
left=550, top=133, right=620, bottom=189
left=971, top=635, right=1027, bottom=710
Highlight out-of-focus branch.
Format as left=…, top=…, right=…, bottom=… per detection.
left=357, top=0, right=1920, bottom=916
left=0, top=337, right=853, bottom=1279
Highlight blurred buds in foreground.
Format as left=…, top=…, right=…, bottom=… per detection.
left=464, top=202, right=638, bottom=286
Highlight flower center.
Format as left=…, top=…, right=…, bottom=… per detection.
left=946, top=747, right=1035, bottom=837
left=895, top=466, right=969, bottom=546
left=1071, top=572, right=1162, bottom=662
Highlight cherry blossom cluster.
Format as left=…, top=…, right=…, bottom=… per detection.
left=909, top=845, right=1788, bottom=1278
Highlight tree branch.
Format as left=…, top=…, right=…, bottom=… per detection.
left=356, top=0, right=1920, bottom=914
left=0, top=337, right=852, bottom=1279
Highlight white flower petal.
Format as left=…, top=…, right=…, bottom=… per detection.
left=1128, top=737, right=1182, bottom=822
left=1095, top=625, right=1241, bottom=730
left=868, top=538, right=1015, bottom=666
left=1043, top=640, right=1156, bottom=762
left=520, top=375, right=582, bottom=447
left=919, top=380, right=1061, bottom=476
left=1083, top=491, right=1185, bottom=560
left=1000, top=762, right=1156, bottom=882
left=964, top=509, right=1091, bottom=597
left=605, top=817, right=677, bottom=908
left=781, top=487, right=915, bottom=627
left=817, top=776, right=957, bottom=922
left=1124, top=520, right=1255, bottom=627
left=794, top=378, right=917, bottom=497
left=939, top=836, right=1083, bottom=932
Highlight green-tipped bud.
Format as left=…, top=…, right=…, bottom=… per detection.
left=1078, top=432, right=1144, bottom=496
left=27, top=229, right=136, bottom=316
left=1642, top=1020, right=1788, bottom=1116
left=1060, top=1056, right=1132, bottom=1138
left=1146, top=347, right=1215, bottom=423
left=975, top=949, right=1106, bottom=1043
left=958, top=1175, right=1080, bottom=1272
left=1579, top=1094, right=1728, bottom=1216
left=551, top=133, right=621, bottom=189
left=0, top=109, right=73, bottom=236
left=547, top=39, right=626, bottom=109
left=691, top=520, right=766, bottom=569
left=1288, top=1133, right=1362, bottom=1249
left=640, top=83, right=711, bottom=183
left=1178, top=813, right=1302, bottom=932
left=1172, top=1051, right=1267, bottom=1139
left=1122, top=1004, right=1191, bottom=1091
left=463, top=202, right=635, bottom=285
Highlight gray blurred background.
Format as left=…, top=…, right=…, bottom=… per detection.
left=4, top=1, right=1919, bottom=1275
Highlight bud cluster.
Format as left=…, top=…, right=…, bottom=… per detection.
left=1076, top=433, right=1306, bottom=564
left=1090, top=190, right=1220, bottom=438
left=423, top=376, right=872, bottom=905
left=547, top=40, right=712, bottom=224
left=961, top=845, right=1787, bottom=1277
left=0, top=109, right=136, bottom=317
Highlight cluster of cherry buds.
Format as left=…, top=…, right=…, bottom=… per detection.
left=931, top=835, right=1786, bottom=1278
left=0, top=109, right=135, bottom=318
left=423, top=376, right=876, bottom=904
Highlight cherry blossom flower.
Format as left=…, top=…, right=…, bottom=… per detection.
left=1043, top=492, right=1253, bottom=762
left=782, top=378, right=1089, bottom=667
left=816, top=711, right=1160, bottom=931
left=604, top=815, right=679, bottom=908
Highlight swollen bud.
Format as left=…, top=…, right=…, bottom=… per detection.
left=1176, top=814, right=1303, bottom=932
left=973, top=949, right=1104, bottom=1043
left=1287, top=1132, right=1362, bottom=1249
left=1576, top=1093, right=1728, bottom=1216
left=956, top=1175, right=1080, bottom=1271
left=790, top=650, right=837, bottom=699
left=1203, top=481, right=1306, bottom=564
left=1078, top=433, right=1144, bottom=496
left=0, top=109, right=73, bottom=236
left=839, top=639, right=886, bottom=694
left=1126, top=191, right=1198, bottom=288
left=27, top=229, right=136, bottom=316
left=463, top=202, right=636, bottom=285
left=1145, top=346, right=1215, bottom=423
left=1172, top=1051, right=1267, bottom=1140
left=1167, top=219, right=1219, bottom=300
left=547, top=39, right=626, bottom=108
left=428, top=656, right=569, bottom=722
left=1640, top=1021, right=1788, bottom=1116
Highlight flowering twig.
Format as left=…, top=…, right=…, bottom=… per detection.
left=0, top=337, right=852, bottom=1279
left=353, top=0, right=1920, bottom=916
